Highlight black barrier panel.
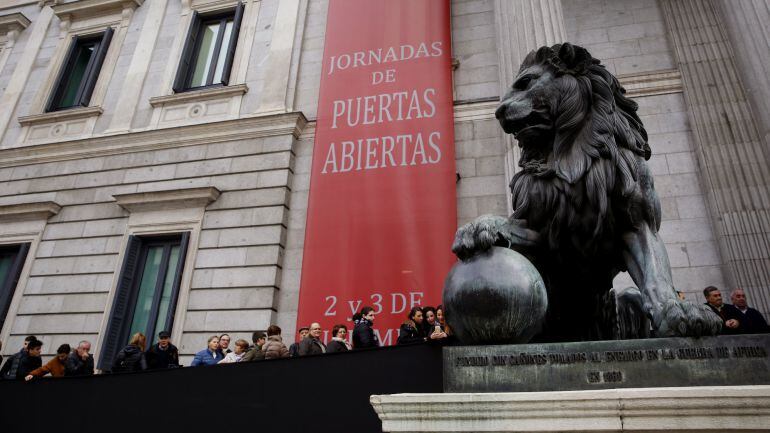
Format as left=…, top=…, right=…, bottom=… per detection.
left=0, top=343, right=443, bottom=433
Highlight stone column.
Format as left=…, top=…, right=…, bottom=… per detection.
left=0, top=4, right=53, bottom=146
left=660, top=0, right=770, bottom=316
left=714, top=0, right=770, bottom=155
left=106, top=0, right=168, bottom=134
left=493, top=0, right=566, bottom=211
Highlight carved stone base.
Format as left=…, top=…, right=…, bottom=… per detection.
left=371, top=385, right=770, bottom=432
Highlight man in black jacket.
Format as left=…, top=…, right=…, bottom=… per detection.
left=1, top=338, right=42, bottom=380
left=298, top=323, right=326, bottom=356
left=288, top=326, right=309, bottom=357
left=65, top=341, right=94, bottom=376
left=731, top=289, right=770, bottom=334
left=0, top=335, right=38, bottom=380
left=703, top=286, right=742, bottom=334
left=146, top=331, right=180, bottom=369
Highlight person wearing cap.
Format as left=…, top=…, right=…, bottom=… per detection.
left=145, top=331, right=180, bottom=370
left=288, top=326, right=310, bottom=357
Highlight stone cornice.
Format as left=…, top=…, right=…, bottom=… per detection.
left=620, top=69, right=683, bottom=98
left=0, top=12, right=30, bottom=34
left=0, top=201, right=61, bottom=222
left=149, top=84, right=248, bottom=107
left=51, top=0, right=143, bottom=20
left=18, top=105, right=103, bottom=126
left=113, top=187, right=220, bottom=212
left=0, top=111, right=307, bottom=167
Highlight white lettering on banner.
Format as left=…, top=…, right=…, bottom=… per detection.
left=322, top=291, right=424, bottom=319
left=331, top=88, right=436, bottom=128
left=328, top=41, right=443, bottom=75
left=321, top=131, right=442, bottom=174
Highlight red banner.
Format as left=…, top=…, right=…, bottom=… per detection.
left=297, top=0, right=457, bottom=346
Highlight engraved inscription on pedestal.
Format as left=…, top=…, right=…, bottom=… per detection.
left=444, top=334, right=770, bottom=392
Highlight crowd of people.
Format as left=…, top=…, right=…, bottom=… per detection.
left=1, top=290, right=767, bottom=381
left=0, top=304, right=451, bottom=380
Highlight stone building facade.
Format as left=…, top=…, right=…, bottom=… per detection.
left=0, top=0, right=767, bottom=365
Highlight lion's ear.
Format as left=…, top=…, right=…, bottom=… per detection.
left=556, top=43, right=592, bottom=74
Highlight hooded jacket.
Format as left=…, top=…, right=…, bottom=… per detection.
left=112, top=345, right=147, bottom=372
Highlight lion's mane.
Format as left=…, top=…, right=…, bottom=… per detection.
left=510, top=44, right=654, bottom=252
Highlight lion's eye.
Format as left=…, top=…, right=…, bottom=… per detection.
left=514, top=76, right=533, bottom=90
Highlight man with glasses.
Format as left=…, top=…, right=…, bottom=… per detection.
left=298, top=322, right=326, bottom=356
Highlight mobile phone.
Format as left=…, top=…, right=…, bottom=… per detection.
left=434, top=325, right=441, bottom=333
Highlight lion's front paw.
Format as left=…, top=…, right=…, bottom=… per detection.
left=653, top=299, right=723, bottom=337
left=451, top=215, right=508, bottom=261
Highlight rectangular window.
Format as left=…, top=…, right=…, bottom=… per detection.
left=0, top=244, right=29, bottom=333
left=47, top=28, right=114, bottom=112
left=99, top=234, right=189, bottom=370
left=173, top=3, right=244, bottom=92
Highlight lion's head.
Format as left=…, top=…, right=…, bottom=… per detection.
left=496, top=43, right=649, bottom=183
left=496, top=43, right=655, bottom=246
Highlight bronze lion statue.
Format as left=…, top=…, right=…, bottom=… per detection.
left=449, top=43, right=722, bottom=342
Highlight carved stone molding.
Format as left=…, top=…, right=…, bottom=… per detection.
left=0, top=111, right=307, bottom=167
left=18, top=106, right=103, bottom=126
left=620, top=69, right=683, bottom=98
left=0, top=201, right=61, bottom=222
left=51, top=0, right=143, bottom=21
left=113, top=187, right=221, bottom=212
left=0, top=13, right=31, bottom=36
left=149, top=84, right=248, bottom=107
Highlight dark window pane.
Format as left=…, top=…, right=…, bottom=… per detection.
left=212, top=20, right=234, bottom=83
left=57, top=44, right=95, bottom=108
left=128, top=245, right=164, bottom=339
left=153, top=245, right=181, bottom=343
left=0, top=252, right=14, bottom=287
left=190, top=22, right=221, bottom=88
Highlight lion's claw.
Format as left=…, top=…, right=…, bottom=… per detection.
left=653, top=299, right=722, bottom=337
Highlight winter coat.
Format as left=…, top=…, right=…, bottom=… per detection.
left=241, top=345, right=265, bottom=362
left=65, top=352, right=94, bottom=376
left=352, top=319, right=379, bottom=349
left=0, top=350, right=23, bottom=380
left=298, top=337, right=326, bottom=356
left=218, top=352, right=244, bottom=363
left=263, top=335, right=290, bottom=359
left=28, top=356, right=67, bottom=378
left=112, top=345, right=147, bottom=373
left=1, top=350, right=42, bottom=380
left=288, top=342, right=300, bottom=357
left=326, top=338, right=351, bottom=353
left=397, top=320, right=425, bottom=345
left=145, top=343, right=180, bottom=369
left=191, top=348, right=224, bottom=366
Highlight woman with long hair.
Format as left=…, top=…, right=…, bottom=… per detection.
left=397, top=307, right=426, bottom=345
left=112, top=332, right=148, bottom=372
left=352, top=306, right=379, bottom=349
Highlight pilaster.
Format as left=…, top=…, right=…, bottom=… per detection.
left=493, top=0, right=566, bottom=211
left=661, top=0, right=770, bottom=317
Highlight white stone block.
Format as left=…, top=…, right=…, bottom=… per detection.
left=11, top=313, right=103, bottom=334
left=371, top=386, right=770, bottom=432
left=17, top=293, right=108, bottom=314
left=186, top=287, right=275, bottom=311
left=182, top=309, right=273, bottom=332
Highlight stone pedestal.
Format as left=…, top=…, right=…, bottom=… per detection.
left=371, top=385, right=770, bottom=432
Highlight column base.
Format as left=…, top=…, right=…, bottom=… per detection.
left=371, top=385, right=770, bottom=432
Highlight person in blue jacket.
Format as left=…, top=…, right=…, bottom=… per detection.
left=191, top=335, right=224, bottom=366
